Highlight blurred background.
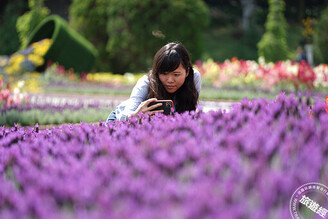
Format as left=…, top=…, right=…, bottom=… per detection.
left=1, top=0, right=328, bottom=73
left=0, top=0, right=328, bottom=126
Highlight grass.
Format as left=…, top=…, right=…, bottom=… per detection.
left=43, top=82, right=326, bottom=101
left=199, top=86, right=278, bottom=101
left=0, top=108, right=112, bottom=126
left=44, top=85, right=133, bottom=96
left=44, top=83, right=282, bottom=101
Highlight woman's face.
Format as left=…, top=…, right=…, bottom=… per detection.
left=158, top=63, right=189, bottom=94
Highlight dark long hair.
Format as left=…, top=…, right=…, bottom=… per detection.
left=147, top=42, right=199, bottom=113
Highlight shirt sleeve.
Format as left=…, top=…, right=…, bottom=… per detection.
left=115, top=75, right=149, bottom=121
left=114, top=70, right=201, bottom=121
left=193, top=68, right=201, bottom=94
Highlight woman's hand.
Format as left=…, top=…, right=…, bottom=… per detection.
left=133, top=98, right=164, bottom=117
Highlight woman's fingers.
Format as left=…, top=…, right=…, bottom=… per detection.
left=146, top=103, right=162, bottom=111
left=142, top=104, right=162, bottom=113
left=136, top=98, right=156, bottom=114
left=149, top=109, right=164, bottom=114
left=134, top=98, right=168, bottom=117
left=140, top=98, right=162, bottom=113
left=142, top=98, right=157, bottom=106
left=148, top=110, right=165, bottom=118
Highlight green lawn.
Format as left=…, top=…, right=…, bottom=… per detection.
left=199, top=86, right=278, bottom=101
left=44, top=83, right=283, bottom=101
left=44, top=85, right=133, bottom=96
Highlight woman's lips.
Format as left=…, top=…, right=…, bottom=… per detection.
left=166, top=85, right=175, bottom=89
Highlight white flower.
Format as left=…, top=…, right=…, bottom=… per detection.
left=13, top=88, right=20, bottom=94
left=18, top=80, right=25, bottom=88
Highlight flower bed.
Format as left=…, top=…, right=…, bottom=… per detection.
left=0, top=39, right=51, bottom=75
left=40, top=58, right=328, bottom=100
left=195, top=58, right=328, bottom=91
left=0, top=94, right=327, bottom=218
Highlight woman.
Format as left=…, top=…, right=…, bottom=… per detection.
left=107, top=42, right=201, bottom=122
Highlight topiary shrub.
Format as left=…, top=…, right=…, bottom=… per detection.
left=69, top=0, right=209, bottom=73
left=26, top=15, right=98, bottom=72
left=257, top=0, right=288, bottom=62
left=69, top=0, right=110, bottom=71
left=16, top=0, right=50, bottom=49
left=313, top=7, right=328, bottom=64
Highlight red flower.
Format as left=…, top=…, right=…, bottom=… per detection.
left=231, top=57, right=238, bottom=62
left=297, top=61, right=316, bottom=89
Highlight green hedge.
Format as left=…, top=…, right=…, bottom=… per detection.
left=69, top=0, right=109, bottom=71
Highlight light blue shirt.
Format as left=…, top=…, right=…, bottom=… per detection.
left=107, top=69, right=201, bottom=121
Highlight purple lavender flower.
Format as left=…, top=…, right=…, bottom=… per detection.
left=0, top=93, right=327, bottom=218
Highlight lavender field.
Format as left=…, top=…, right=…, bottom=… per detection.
left=0, top=93, right=328, bottom=219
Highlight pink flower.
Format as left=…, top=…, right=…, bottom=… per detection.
left=1, top=89, right=10, bottom=99
left=5, top=96, right=13, bottom=107
left=25, top=95, right=29, bottom=104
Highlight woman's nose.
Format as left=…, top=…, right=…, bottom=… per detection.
left=167, top=75, right=174, bottom=83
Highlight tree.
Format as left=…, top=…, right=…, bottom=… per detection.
left=313, top=7, right=328, bottom=64
left=69, top=0, right=209, bottom=73
left=69, top=0, right=110, bottom=71
left=16, top=0, right=50, bottom=48
left=257, top=0, right=288, bottom=62
left=0, top=0, right=27, bottom=55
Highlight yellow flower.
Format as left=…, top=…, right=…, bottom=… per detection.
left=26, top=72, right=41, bottom=77
left=244, top=73, right=256, bottom=84
left=27, top=80, right=42, bottom=93
left=23, top=74, right=42, bottom=93
left=85, top=72, right=144, bottom=85
left=31, top=39, right=52, bottom=56
left=9, top=54, right=25, bottom=66
left=4, top=64, right=20, bottom=74
left=27, top=54, right=44, bottom=66
left=86, top=74, right=94, bottom=81
left=23, top=78, right=42, bottom=93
